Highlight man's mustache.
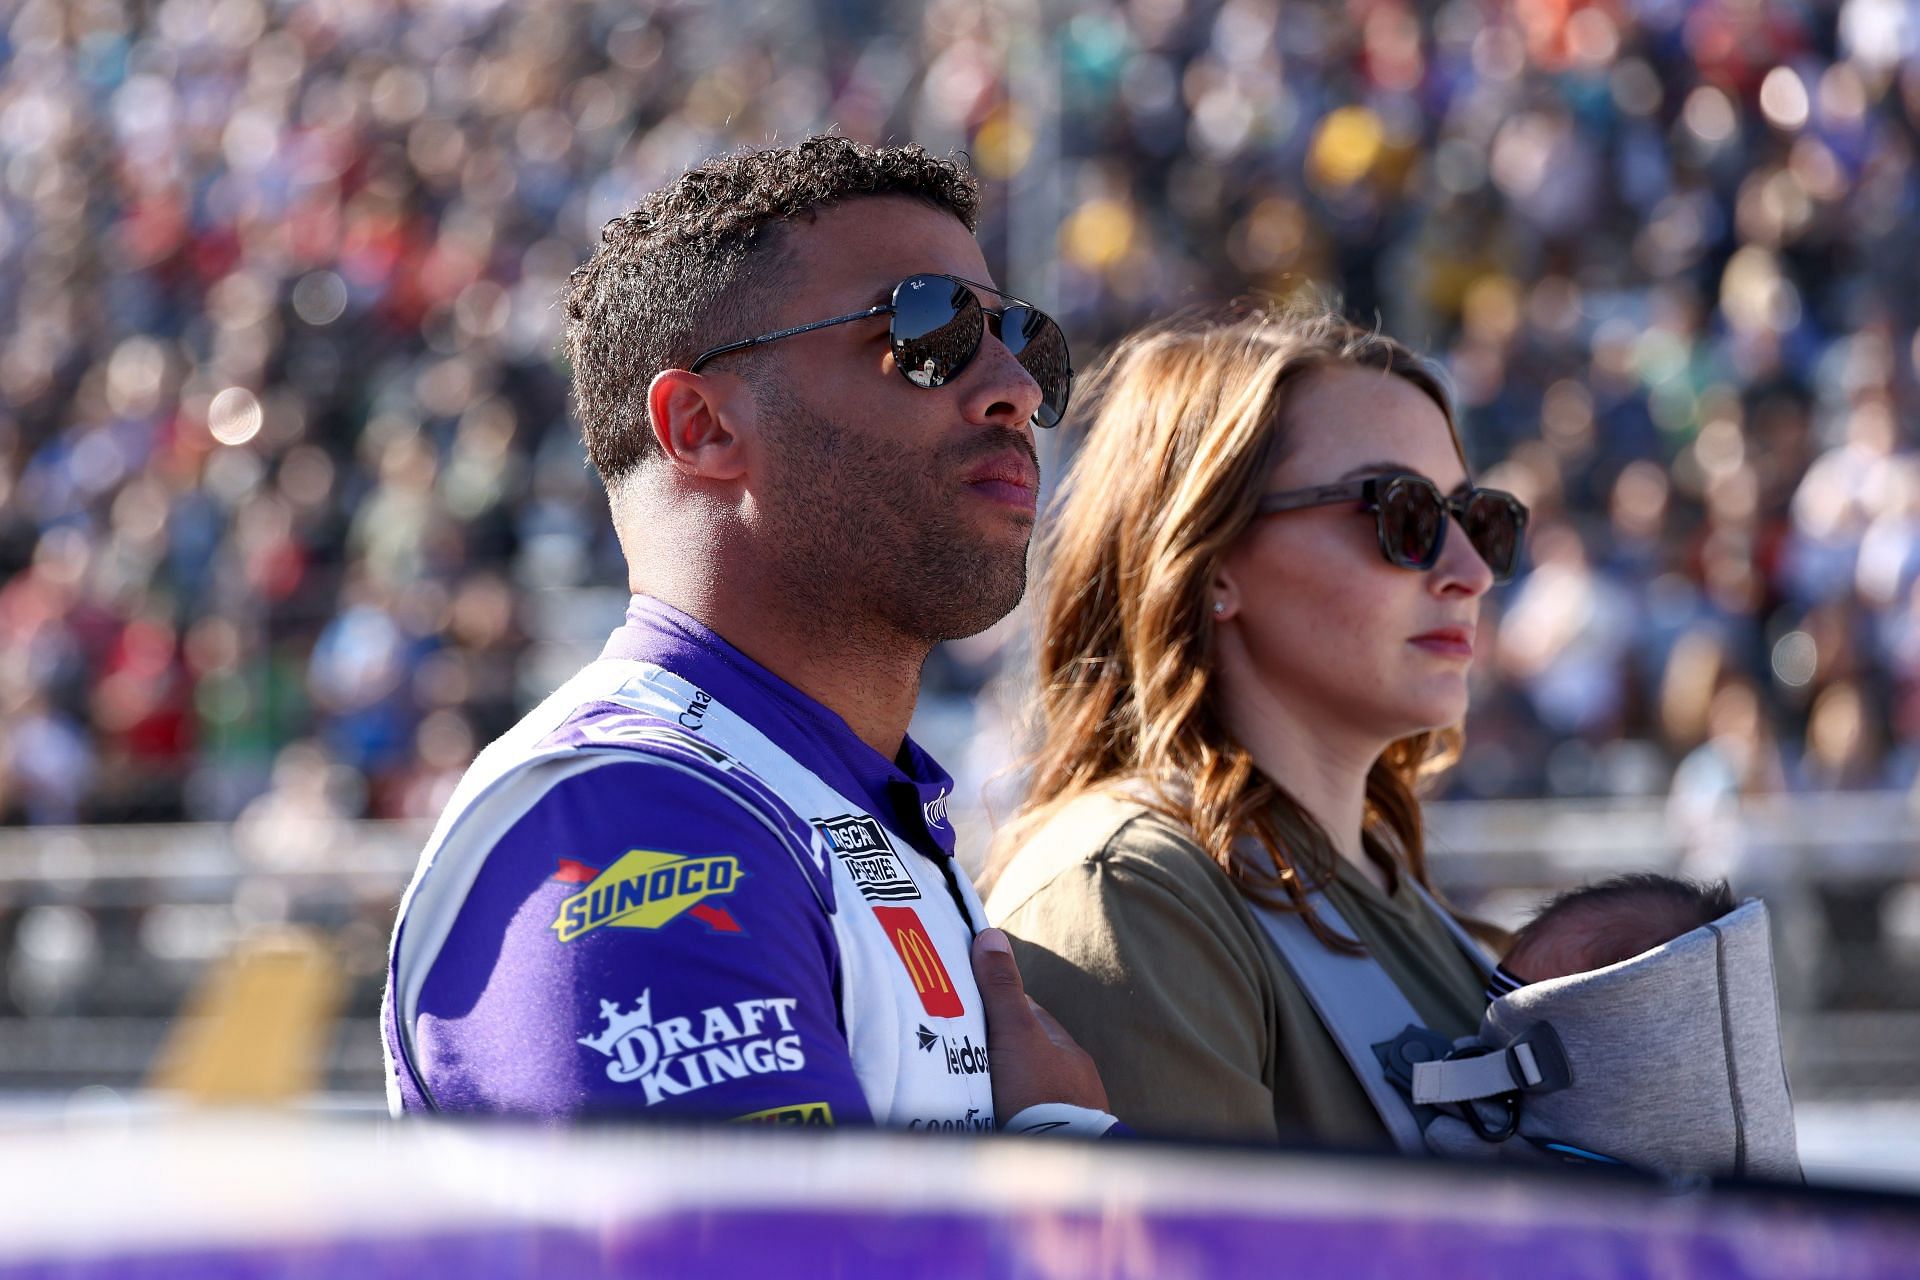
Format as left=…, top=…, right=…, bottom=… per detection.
left=951, top=426, right=1040, bottom=475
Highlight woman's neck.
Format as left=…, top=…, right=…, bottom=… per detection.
left=1220, top=686, right=1389, bottom=892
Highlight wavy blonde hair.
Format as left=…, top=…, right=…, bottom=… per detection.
left=992, top=301, right=1473, bottom=952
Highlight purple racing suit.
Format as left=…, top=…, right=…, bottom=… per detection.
left=383, top=595, right=1012, bottom=1130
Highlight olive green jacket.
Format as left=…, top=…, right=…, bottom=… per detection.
left=986, top=791, right=1487, bottom=1148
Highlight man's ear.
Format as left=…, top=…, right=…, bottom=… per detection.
left=647, top=368, right=748, bottom=481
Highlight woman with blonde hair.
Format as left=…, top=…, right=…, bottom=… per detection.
left=985, top=302, right=1528, bottom=1146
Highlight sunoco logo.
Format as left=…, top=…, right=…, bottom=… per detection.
left=551, top=849, right=744, bottom=940
left=578, top=990, right=804, bottom=1105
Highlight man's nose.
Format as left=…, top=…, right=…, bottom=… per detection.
left=960, top=323, right=1044, bottom=427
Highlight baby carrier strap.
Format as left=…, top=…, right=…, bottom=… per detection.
left=1407, top=880, right=1495, bottom=978
left=1248, top=879, right=1493, bottom=1155
left=1250, top=893, right=1427, bottom=1154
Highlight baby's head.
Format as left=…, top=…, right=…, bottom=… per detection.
left=1501, top=873, right=1736, bottom=985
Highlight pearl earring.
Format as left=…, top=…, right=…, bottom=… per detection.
left=1213, top=601, right=1225, bottom=616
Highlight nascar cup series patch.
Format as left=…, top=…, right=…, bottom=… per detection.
left=551, top=850, right=745, bottom=940
left=814, top=814, right=920, bottom=903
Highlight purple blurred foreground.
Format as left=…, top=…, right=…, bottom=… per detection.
left=0, top=1117, right=1914, bottom=1279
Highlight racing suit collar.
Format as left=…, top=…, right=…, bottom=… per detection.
left=601, top=595, right=959, bottom=860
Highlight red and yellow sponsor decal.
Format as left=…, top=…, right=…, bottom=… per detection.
left=733, top=1101, right=834, bottom=1125
left=551, top=850, right=744, bottom=941
left=871, top=905, right=964, bottom=1018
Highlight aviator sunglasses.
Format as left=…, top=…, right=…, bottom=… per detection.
left=689, top=273, right=1074, bottom=428
left=1257, top=471, right=1530, bottom=583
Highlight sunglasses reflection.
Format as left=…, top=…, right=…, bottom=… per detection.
left=1383, top=478, right=1527, bottom=580
left=888, top=275, right=1072, bottom=425
left=899, top=294, right=982, bottom=389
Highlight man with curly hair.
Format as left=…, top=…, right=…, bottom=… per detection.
left=383, top=135, right=1112, bottom=1135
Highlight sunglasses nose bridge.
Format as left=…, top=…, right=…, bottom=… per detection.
left=967, top=318, right=1049, bottom=425
left=981, top=303, right=1030, bottom=341
left=1442, top=493, right=1512, bottom=584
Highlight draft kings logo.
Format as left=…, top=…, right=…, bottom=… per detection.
left=579, top=990, right=806, bottom=1104
left=871, top=905, right=964, bottom=1018
left=550, top=850, right=745, bottom=941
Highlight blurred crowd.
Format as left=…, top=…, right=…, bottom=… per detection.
left=4, top=0, right=1920, bottom=835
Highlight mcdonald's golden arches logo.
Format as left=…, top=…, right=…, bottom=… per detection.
left=871, top=906, right=964, bottom=1018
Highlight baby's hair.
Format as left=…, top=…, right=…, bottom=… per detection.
left=1504, top=873, right=1735, bottom=983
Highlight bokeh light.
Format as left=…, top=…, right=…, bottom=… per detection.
left=207, top=388, right=264, bottom=447
left=1759, top=66, right=1811, bottom=131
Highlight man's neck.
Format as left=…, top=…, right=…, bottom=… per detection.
left=638, top=580, right=926, bottom=760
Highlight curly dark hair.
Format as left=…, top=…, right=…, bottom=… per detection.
left=1506, top=873, right=1736, bottom=980
left=563, top=135, right=981, bottom=485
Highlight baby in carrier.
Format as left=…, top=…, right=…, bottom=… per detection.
left=1486, top=873, right=1735, bottom=1002
left=1394, top=873, right=1801, bottom=1181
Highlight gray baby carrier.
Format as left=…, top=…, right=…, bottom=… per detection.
left=1256, top=889, right=1801, bottom=1181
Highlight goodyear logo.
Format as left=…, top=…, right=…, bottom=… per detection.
left=551, top=850, right=745, bottom=942
left=734, top=1102, right=835, bottom=1126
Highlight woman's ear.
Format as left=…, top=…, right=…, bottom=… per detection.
left=1210, top=565, right=1242, bottom=622
left=647, top=369, right=748, bottom=481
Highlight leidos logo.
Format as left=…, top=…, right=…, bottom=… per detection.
left=943, top=1034, right=987, bottom=1076
left=872, top=906, right=963, bottom=1018
left=815, top=814, right=919, bottom=903
left=551, top=850, right=745, bottom=941
left=916, top=1023, right=987, bottom=1076
left=579, top=990, right=805, bottom=1105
